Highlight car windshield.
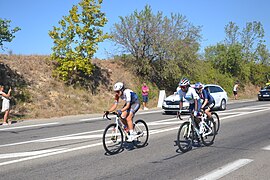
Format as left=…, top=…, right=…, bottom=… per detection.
left=264, top=86, right=270, bottom=90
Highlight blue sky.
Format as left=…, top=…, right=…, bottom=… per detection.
left=1, top=0, right=270, bottom=59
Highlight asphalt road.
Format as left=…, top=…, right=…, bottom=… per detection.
left=0, top=99, right=269, bottom=180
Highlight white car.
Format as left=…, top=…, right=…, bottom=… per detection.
left=162, top=84, right=228, bottom=114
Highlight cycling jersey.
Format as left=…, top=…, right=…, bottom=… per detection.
left=117, top=89, right=140, bottom=114
left=200, top=89, right=214, bottom=104
left=198, top=88, right=215, bottom=110
left=177, top=86, right=201, bottom=112
left=177, top=87, right=200, bottom=104
left=120, top=89, right=139, bottom=104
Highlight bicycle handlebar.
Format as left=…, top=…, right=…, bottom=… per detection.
left=103, top=111, right=119, bottom=121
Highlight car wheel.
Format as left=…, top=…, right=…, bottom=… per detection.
left=219, top=99, right=226, bottom=110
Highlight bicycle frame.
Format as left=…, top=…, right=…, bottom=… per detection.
left=186, top=113, right=213, bottom=139
left=105, top=112, right=129, bottom=137
left=103, top=111, right=149, bottom=154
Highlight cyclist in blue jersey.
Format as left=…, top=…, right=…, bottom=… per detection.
left=104, top=82, right=140, bottom=142
left=194, top=82, right=215, bottom=120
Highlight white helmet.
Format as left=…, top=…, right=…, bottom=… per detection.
left=113, top=82, right=124, bottom=91
left=179, top=78, right=190, bottom=87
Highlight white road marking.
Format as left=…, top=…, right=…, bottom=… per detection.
left=39, top=135, right=102, bottom=142
left=150, top=127, right=179, bottom=134
left=0, top=129, right=104, bottom=148
left=79, top=110, right=163, bottom=122
left=196, top=159, right=253, bottom=180
left=79, top=117, right=103, bottom=122
left=0, top=149, right=66, bottom=159
left=0, top=142, right=103, bottom=166
left=0, top=105, right=267, bottom=167
left=148, top=121, right=181, bottom=126
left=262, top=145, right=270, bottom=150
left=221, top=108, right=270, bottom=120
left=0, top=122, right=60, bottom=131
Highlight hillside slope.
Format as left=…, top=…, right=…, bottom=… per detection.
left=0, top=55, right=158, bottom=120
left=0, top=54, right=259, bottom=120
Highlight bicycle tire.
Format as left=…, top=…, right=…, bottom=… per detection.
left=102, top=123, right=123, bottom=155
left=211, top=112, right=220, bottom=133
left=133, top=119, right=149, bottom=148
left=201, top=118, right=216, bottom=146
left=177, top=121, right=193, bottom=153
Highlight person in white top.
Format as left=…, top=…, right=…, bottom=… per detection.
left=233, top=82, right=239, bottom=100
left=104, top=82, right=140, bottom=142
left=177, top=78, right=201, bottom=116
left=0, top=85, right=12, bottom=125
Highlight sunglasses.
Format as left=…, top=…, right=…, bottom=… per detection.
left=180, top=86, right=187, bottom=89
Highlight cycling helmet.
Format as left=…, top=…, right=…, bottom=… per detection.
left=194, top=82, right=203, bottom=89
left=113, top=82, right=124, bottom=91
left=179, top=78, right=190, bottom=87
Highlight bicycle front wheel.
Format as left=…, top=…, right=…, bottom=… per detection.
left=133, top=119, right=149, bottom=148
left=177, top=121, right=193, bottom=153
left=211, top=112, right=220, bottom=133
left=103, top=123, right=123, bottom=155
left=201, top=118, right=216, bottom=146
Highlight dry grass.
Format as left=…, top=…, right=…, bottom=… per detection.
left=237, top=83, right=259, bottom=100
left=0, top=55, right=158, bottom=120
left=2, top=54, right=258, bottom=120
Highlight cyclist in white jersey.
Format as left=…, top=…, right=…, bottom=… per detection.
left=104, top=82, right=140, bottom=142
left=177, top=78, right=201, bottom=116
left=177, top=78, right=206, bottom=133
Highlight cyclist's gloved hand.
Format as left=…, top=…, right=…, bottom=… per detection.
left=193, top=111, right=198, bottom=116
left=117, top=110, right=122, bottom=115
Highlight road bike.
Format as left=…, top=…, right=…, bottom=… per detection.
left=177, top=110, right=220, bottom=133
left=176, top=111, right=216, bottom=153
left=102, top=112, right=149, bottom=155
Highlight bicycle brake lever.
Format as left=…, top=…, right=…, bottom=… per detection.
left=103, top=113, right=111, bottom=120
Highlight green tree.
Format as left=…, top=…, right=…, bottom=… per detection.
left=49, top=0, right=110, bottom=86
left=241, top=21, right=265, bottom=63
left=255, top=43, right=270, bottom=65
left=205, top=43, right=250, bottom=83
left=0, top=18, right=21, bottom=51
left=111, top=5, right=201, bottom=89
left=224, top=21, right=240, bottom=46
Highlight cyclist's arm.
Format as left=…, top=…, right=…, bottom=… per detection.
left=194, top=98, right=198, bottom=112
left=108, top=94, right=119, bottom=112
left=179, top=93, right=184, bottom=111
left=179, top=101, right=183, bottom=110
left=121, top=102, right=131, bottom=112
left=192, top=89, right=200, bottom=112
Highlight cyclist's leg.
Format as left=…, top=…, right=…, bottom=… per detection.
left=204, top=106, right=212, bottom=119
left=190, top=103, right=199, bottom=125
left=127, top=102, right=140, bottom=131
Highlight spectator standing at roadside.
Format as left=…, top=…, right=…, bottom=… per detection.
left=142, top=82, right=149, bottom=110
left=0, top=85, right=12, bottom=125
left=233, top=82, right=239, bottom=100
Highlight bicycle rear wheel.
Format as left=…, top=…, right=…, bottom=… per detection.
left=103, top=123, right=123, bottom=155
left=211, top=112, right=220, bottom=133
left=177, top=121, right=193, bottom=153
left=133, top=119, right=149, bottom=148
left=201, top=118, right=216, bottom=146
